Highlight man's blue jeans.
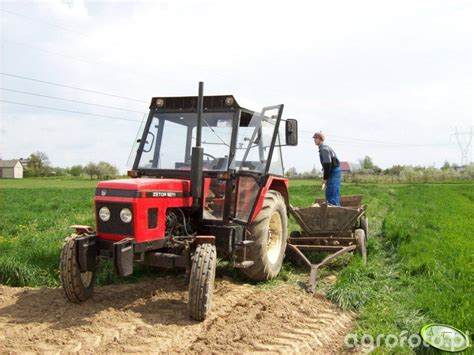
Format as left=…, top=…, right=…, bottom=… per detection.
left=326, top=166, right=341, bottom=206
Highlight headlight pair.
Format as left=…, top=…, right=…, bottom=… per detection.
left=98, top=207, right=132, bottom=223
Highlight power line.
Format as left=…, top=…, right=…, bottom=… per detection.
left=299, top=128, right=402, bottom=145
left=0, top=8, right=90, bottom=38
left=329, top=137, right=451, bottom=147
left=299, top=136, right=452, bottom=148
left=0, top=73, right=148, bottom=103
left=1, top=9, right=145, bottom=74
left=299, top=129, right=452, bottom=147
left=0, top=100, right=142, bottom=123
left=1, top=88, right=145, bottom=114
left=2, top=39, right=111, bottom=68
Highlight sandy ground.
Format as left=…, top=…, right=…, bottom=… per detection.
left=0, top=277, right=354, bottom=353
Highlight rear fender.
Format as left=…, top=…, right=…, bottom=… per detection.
left=249, top=176, right=289, bottom=224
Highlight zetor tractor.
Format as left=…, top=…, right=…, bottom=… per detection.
left=60, top=82, right=298, bottom=320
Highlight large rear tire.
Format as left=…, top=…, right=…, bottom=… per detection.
left=188, top=243, right=217, bottom=321
left=60, top=234, right=97, bottom=303
left=240, top=190, right=288, bottom=281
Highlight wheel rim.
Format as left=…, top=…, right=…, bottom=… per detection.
left=80, top=271, right=93, bottom=287
left=267, top=211, right=283, bottom=264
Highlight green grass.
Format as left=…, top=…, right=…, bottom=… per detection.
left=326, top=183, right=474, bottom=353
left=1, top=177, right=472, bottom=353
left=0, top=179, right=156, bottom=286
left=0, top=177, right=98, bottom=189
left=383, top=185, right=473, bottom=331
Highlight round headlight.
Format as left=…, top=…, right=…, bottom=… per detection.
left=120, top=208, right=132, bottom=223
left=99, top=207, right=110, bottom=221
left=156, top=98, right=165, bottom=107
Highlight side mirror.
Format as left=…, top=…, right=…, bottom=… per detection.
left=285, top=119, right=298, bottom=146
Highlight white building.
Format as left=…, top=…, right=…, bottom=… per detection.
left=0, top=160, right=24, bottom=178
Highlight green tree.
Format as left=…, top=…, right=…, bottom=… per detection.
left=285, top=167, right=298, bottom=178
left=69, top=165, right=83, bottom=177
left=359, top=156, right=375, bottom=170
left=26, top=151, right=51, bottom=177
left=358, top=156, right=381, bottom=174
left=441, top=161, right=451, bottom=170
left=51, top=167, right=67, bottom=176
left=383, top=165, right=404, bottom=176
left=84, top=162, right=100, bottom=180
left=97, top=161, right=119, bottom=179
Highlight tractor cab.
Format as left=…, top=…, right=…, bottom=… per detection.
left=127, top=94, right=298, bottom=223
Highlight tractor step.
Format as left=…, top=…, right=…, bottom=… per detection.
left=234, top=260, right=254, bottom=268
left=235, top=240, right=254, bottom=249
left=237, top=240, right=254, bottom=245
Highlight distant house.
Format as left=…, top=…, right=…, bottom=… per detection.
left=0, top=159, right=24, bottom=178
left=340, top=161, right=352, bottom=174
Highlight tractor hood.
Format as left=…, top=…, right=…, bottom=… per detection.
left=96, top=178, right=190, bottom=197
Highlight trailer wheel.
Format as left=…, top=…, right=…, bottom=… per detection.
left=240, top=190, right=288, bottom=281
left=355, top=229, right=367, bottom=264
left=60, top=234, right=97, bottom=303
left=188, top=243, right=217, bottom=321
left=360, top=215, right=369, bottom=241
left=290, top=230, right=302, bottom=239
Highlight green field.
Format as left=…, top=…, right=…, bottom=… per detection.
left=0, top=178, right=472, bottom=352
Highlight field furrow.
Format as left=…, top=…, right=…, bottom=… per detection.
left=0, top=278, right=353, bottom=353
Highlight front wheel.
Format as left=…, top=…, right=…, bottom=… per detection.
left=188, top=243, right=217, bottom=321
left=60, top=234, right=97, bottom=303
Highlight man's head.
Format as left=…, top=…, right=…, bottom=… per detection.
left=313, top=131, right=325, bottom=146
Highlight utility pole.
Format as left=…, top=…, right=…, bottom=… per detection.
left=454, top=127, right=473, bottom=166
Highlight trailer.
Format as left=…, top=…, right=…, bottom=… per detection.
left=287, top=195, right=368, bottom=293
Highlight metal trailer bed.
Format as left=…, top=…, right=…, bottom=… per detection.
left=287, top=195, right=368, bottom=293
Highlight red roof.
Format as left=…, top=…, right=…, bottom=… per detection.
left=339, top=161, right=351, bottom=172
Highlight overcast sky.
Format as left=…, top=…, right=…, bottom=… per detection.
left=0, top=0, right=472, bottom=172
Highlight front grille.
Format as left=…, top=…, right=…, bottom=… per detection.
left=96, top=202, right=134, bottom=236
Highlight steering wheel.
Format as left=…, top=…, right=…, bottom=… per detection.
left=203, top=153, right=217, bottom=161
left=203, top=153, right=220, bottom=169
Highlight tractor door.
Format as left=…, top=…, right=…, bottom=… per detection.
left=230, top=105, right=284, bottom=224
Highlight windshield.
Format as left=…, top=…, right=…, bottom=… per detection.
left=131, top=112, right=234, bottom=171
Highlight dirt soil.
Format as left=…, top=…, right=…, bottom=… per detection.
left=0, top=277, right=354, bottom=353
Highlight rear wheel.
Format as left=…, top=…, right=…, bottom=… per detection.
left=60, top=234, right=97, bottom=303
left=188, top=243, right=217, bottom=321
left=240, top=190, right=288, bottom=281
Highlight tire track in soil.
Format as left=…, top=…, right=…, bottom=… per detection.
left=0, top=277, right=353, bottom=353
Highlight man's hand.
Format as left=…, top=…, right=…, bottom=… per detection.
left=321, top=180, right=327, bottom=191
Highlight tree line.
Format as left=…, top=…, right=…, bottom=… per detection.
left=23, top=151, right=120, bottom=179
left=286, top=155, right=474, bottom=182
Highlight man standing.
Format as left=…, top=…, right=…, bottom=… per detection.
left=313, top=132, right=341, bottom=206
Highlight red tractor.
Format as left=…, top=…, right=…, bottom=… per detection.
left=60, top=82, right=298, bottom=320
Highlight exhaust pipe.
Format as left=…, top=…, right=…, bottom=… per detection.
left=191, top=82, right=204, bottom=208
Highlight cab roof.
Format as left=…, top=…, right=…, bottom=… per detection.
left=149, top=95, right=255, bottom=115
